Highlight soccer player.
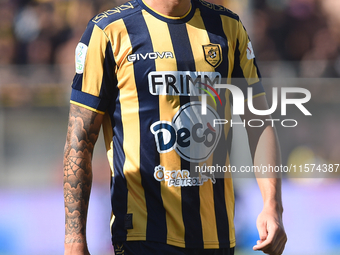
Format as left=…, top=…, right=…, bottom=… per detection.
left=63, top=0, right=287, bottom=254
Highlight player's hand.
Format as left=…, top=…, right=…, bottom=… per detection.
left=253, top=207, right=287, bottom=255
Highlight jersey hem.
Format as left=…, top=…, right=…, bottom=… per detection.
left=252, top=92, right=266, bottom=99
left=114, top=235, right=236, bottom=249
left=70, top=88, right=109, bottom=113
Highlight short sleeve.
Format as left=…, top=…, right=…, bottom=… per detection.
left=231, top=20, right=264, bottom=98
left=70, top=20, right=116, bottom=114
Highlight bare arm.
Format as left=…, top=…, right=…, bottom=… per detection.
left=63, top=104, right=103, bottom=255
left=242, top=95, right=287, bottom=255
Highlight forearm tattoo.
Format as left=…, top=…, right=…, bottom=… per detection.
left=63, top=104, right=102, bottom=244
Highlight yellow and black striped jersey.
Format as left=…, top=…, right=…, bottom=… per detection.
left=70, top=0, right=264, bottom=249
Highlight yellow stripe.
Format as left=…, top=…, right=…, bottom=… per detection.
left=223, top=93, right=233, bottom=246
left=106, top=19, right=147, bottom=239
left=222, top=154, right=235, bottom=247
left=186, top=10, right=220, bottom=248
left=143, top=10, right=185, bottom=247
left=223, top=88, right=232, bottom=138
left=220, top=15, right=237, bottom=83
left=70, top=100, right=105, bottom=115
left=186, top=9, right=215, bottom=72
left=220, top=16, right=233, bottom=141
left=220, top=16, right=237, bottom=246
left=199, top=179, right=219, bottom=248
left=82, top=25, right=108, bottom=96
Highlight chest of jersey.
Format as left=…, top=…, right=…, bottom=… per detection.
left=109, top=9, right=230, bottom=94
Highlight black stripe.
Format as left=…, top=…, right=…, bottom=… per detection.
left=213, top=179, right=230, bottom=247
left=167, top=23, right=196, bottom=72
left=111, top=89, right=128, bottom=243
left=253, top=57, right=262, bottom=79
left=72, top=74, right=83, bottom=92
left=168, top=22, right=204, bottom=248
left=202, top=9, right=230, bottom=166
left=252, top=81, right=265, bottom=96
left=123, top=13, right=167, bottom=243
left=201, top=11, right=231, bottom=247
left=80, top=21, right=95, bottom=45
left=70, top=89, right=109, bottom=112
left=99, top=42, right=117, bottom=104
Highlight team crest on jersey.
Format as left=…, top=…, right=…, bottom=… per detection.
left=203, top=44, right=222, bottom=68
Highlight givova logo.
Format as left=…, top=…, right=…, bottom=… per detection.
left=150, top=102, right=222, bottom=162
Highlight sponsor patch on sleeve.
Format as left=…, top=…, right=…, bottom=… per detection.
left=75, top=42, right=88, bottom=74
left=246, top=41, right=255, bottom=60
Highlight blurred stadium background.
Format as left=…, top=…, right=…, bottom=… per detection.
left=0, top=0, right=340, bottom=254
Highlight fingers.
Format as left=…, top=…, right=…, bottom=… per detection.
left=253, top=224, right=287, bottom=255
left=253, top=237, right=286, bottom=254
left=257, top=220, right=268, bottom=241
left=253, top=210, right=287, bottom=255
left=253, top=220, right=272, bottom=251
left=253, top=229, right=274, bottom=251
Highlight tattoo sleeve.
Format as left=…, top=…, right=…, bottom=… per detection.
left=63, top=104, right=103, bottom=244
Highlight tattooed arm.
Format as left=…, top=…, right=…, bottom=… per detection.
left=63, top=104, right=103, bottom=255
